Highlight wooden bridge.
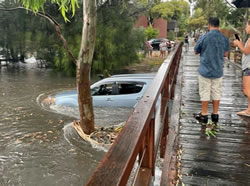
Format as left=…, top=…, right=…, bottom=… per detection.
left=179, top=46, right=250, bottom=185
left=87, top=43, right=250, bottom=185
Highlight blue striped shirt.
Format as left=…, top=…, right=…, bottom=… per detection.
left=194, top=30, right=230, bottom=78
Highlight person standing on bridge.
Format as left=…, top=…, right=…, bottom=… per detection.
left=193, top=17, right=230, bottom=124
left=233, top=20, right=250, bottom=117
left=184, top=34, right=189, bottom=52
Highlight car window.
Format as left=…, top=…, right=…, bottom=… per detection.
left=118, top=82, right=145, bottom=94
left=91, top=81, right=146, bottom=96
left=91, top=83, right=113, bottom=96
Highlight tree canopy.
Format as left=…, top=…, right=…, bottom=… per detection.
left=151, top=0, right=189, bottom=21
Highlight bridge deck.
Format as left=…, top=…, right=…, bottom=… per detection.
left=178, top=47, right=250, bottom=185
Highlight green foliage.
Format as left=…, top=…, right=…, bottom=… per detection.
left=0, top=1, right=31, bottom=62
left=167, top=30, right=175, bottom=41
left=18, top=0, right=79, bottom=22
left=150, top=0, right=189, bottom=38
left=151, top=2, right=175, bottom=20
left=177, top=37, right=184, bottom=42
left=151, top=0, right=189, bottom=20
left=93, top=5, right=145, bottom=74
left=192, top=0, right=230, bottom=26
left=226, top=8, right=247, bottom=29
left=203, top=120, right=221, bottom=138
left=144, top=25, right=159, bottom=40
left=0, top=0, right=145, bottom=76
left=188, top=8, right=207, bottom=32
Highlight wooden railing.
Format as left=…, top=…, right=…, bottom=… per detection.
left=87, top=42, right=183, bottom=186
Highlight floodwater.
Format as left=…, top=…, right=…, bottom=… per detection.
left=0, top=63, right=132, bottom=186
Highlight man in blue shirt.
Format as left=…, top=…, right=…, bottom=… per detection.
left=194, top=17, right=230, bottom=124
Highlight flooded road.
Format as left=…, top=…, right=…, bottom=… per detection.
left=0, top=63, right=132, bottom=186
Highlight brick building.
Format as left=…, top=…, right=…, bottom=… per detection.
left=135, top=16, right=167, bottom=38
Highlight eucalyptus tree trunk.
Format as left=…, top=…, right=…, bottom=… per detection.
left=76, top=0, right=96, bottom=134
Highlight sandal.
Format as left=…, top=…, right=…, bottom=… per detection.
left=237, top=110, right=250, bottom=117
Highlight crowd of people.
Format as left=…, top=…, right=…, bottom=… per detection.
left=193, top=17, right=250, bottom=124
left=145, top=39, right=173, bottom=58
left=145, top=16, right=250, bottom=123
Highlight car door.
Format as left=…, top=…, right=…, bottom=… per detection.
left=91, top=81, right=114, bottom=107
left=106, top=81, right=146, bottom=107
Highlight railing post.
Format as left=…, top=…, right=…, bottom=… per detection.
left=141, top=117, right=155, bottom=176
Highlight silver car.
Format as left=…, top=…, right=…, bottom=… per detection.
left=52, top=73, right=155, bottom=108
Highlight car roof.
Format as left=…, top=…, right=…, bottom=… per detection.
left=111, top=73, right=155, bottom=78
left=91, top=74, right=155, bottom=86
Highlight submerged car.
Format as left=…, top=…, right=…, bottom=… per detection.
left=50, top=73, right=155, bottom=108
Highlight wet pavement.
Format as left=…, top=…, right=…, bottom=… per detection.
left=179, top=47, right=250, bottom=185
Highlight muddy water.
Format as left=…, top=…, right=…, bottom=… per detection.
left=0, top=63, right=132, bottom=186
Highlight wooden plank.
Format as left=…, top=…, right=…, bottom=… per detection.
left=179, top=140, right=250, bottom=153
left=179, top=129, right=250, bottom=141
left=178, top=46, right=250, bottom=185
left=181, top=174, right=242, bottom=186
left=134, top=168, right=152, bottom=186
left=141, top=119, right=155, bottom=175
left=181, top=166, right=250, bottom=183
left=179, top=134, right=250, bottom=144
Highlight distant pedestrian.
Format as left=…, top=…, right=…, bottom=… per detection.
left=184, top=34, right=189, bottom=52
left=146, top=41, right=153, bottom=58
left=167, top=40, right=172, bottom=54
left=194, top=32, right=200, bottom=44
left=233, top=20, right=250, bottom=117
left=193, top=17, right=230, bottom=124
left=159, top=40, right=167, bottom=58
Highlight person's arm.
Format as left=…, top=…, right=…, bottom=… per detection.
left=194, top=37, right=202, bottom=55
left=234, top=38, right=250, bottom=55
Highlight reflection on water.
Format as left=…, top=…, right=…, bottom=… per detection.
left=0, top=63, right=132, bottom=185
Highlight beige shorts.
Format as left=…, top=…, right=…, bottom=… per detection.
left=199, top=75, right=223, bottom=101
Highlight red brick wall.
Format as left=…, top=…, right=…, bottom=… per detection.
left=135, top=16, right=148, bottom=28
left=135, top=16, right=167, bottom=38
left=153, top=18, right=167, bottom=38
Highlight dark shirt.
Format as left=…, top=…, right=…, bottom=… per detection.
left=184, top=35, right=189, bottom=43
left=194, top=30, right=230, bottom=78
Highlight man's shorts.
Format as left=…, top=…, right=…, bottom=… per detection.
left=199, top=75, right=223, bottom=101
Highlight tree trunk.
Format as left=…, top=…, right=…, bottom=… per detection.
left=76, top=0, right=97, bottom=135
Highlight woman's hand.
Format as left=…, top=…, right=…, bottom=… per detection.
left=233, top=39, right=242, bottom=47
left=233, top=38, right=250, bottom=55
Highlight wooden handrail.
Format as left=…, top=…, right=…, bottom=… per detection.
left=87, top=43, right=183, bottom=186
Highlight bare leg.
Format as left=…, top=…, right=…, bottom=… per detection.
left=212, top=100, right=220, bottom=114
left=201, top=101, right=209, bottom=115
left=149, top=50, right=152, bottom=58
left=239, top=76, right=250, bottom=114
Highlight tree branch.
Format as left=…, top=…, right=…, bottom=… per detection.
left=225, top=0, right=236, bottom=9
left=0, top=6, right=77, bottom=65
